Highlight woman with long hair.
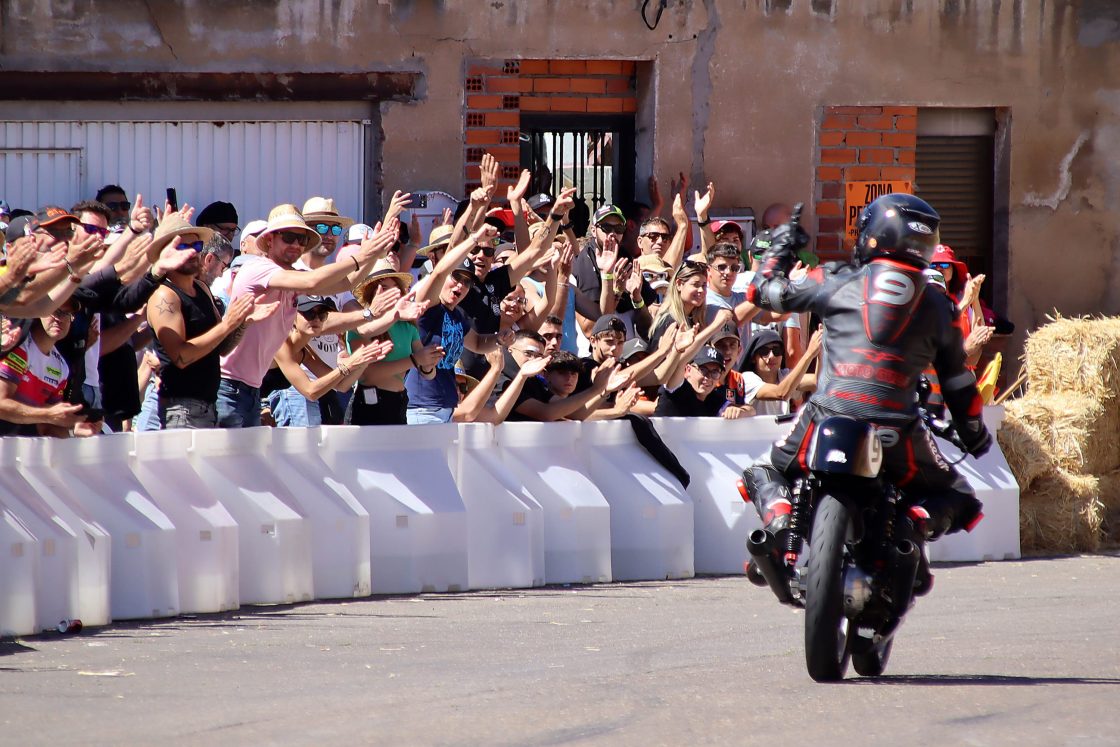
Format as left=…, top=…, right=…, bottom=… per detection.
left=648, top=259, right=709, bottom=351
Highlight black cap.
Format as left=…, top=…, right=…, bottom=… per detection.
left=620, top=337, right=649, bottom=362
left=197, top=201, right=239, bottom=227
left=592, top=204, right=625, bottom=225
left=4, top=215, right=36, bottom=243
left=527, top=193, right=554, bottom=212
left=34, top=205, right=78, bottom=228
left=296, top=295, right=337, bottom=313
left=451, top=258, right=477, bottom=284
left=691, top=346, right=725, bottom=368
left=590, top=314, right=626, bottom=337
left=744, top=328, right=784, bottom=364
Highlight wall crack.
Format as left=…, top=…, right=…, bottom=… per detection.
left=1022, top=130, right=1090, bottom=210
left=689, top=0, right=720, bottom=186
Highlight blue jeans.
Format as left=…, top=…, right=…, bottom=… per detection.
left=135, top=380, right=161, bottom=432
left=406, top=406, right=454, bottom=425
left=217, top=377, right=261, bottom=428
left=267, top=386, right=321, bottom=428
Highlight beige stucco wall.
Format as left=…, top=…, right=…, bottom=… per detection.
left=3, top=0, right=1119, bottom=352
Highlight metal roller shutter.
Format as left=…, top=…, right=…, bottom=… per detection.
left=915, top=135, right=995, bottom=294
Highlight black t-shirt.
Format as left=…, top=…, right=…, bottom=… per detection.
left=653, top=381, right=724, bottom=417
left=459, top=265, right=513, bottom=335
left=571, top=244, right=657, bottom=324
left=507, top=375, right=553, bottom=422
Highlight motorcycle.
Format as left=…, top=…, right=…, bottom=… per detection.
left=738, top=393, right=971, bottom=682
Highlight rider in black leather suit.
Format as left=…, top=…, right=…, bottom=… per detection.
left=742, top=193, right=993, bottom=543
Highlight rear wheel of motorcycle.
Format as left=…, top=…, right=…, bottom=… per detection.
left=852, top=639, right=893, bottom=677
left=804, top=494, right=852, bottom=682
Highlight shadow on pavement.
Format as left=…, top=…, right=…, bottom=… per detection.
left=847, top=673, right=1120, bottom=686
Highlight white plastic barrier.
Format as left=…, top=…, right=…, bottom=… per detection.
left=579, top=420, right=695, bottom=581
left=271, top=428, right=371, bottom=599
left=47, top=434, right=179, bottom=620
left=319, top=425, right=468, bottom=594
left=496, top=422, right=612, bottom=584
left=0, top=439, right=85, bottom=631
left=929, top=406, right=1021, bottom=561
left=131, top=430, right=240, bottom=614
left=0, top=498, right=39, bottom=636
left=14, top=438, right=111, bottom=626
left=657, top=416, right=791, bottom=574
left=453, top=423, right=545, bottom=590
left=188, top=428, right=314, bottom=605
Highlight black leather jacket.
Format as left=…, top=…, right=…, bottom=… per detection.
left=748, top=257, right=984, bottom=430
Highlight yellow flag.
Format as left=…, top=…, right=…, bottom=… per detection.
left=977, top=352, right=1002, bottom=405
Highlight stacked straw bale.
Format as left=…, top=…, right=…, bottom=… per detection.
left=997, top=315, right=1120, bottom=552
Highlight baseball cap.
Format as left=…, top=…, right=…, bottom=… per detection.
left=0, top=200, right=10, bottom=217
left=4, top=215, right=36, bottom=244
left=749, top=229, right=774, bottom=258
left=242, top=219, right=268, bottom=239
left=35, top=205, right=78, bottom=228
left=527, top=193, right=554, bottom=213
left=691, top=346, right=725, bottom=368
left=485, top=207, right=515, bottom=229
left=711, top=323, right=740, bottom=346
left=296, top=295, right=337, bottom=314
left=451, top=258, right=477, bottom=285
left=593, top=204, right=625, bottom=225
left=590, top=313, right=626, bottom=337
left=709, top=220, right=743, bottom=237
left=620, top=337, right=649, bottom=362
left=346, top=223, right=374, bottom=244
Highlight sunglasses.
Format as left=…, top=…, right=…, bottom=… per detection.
left=641, top=231, right=670, bottom=241
left=712, top=262, right=742, bottom=274
left=683, top=259, right=709, bottom=271
left=470, top=245, right=497, bottom=258
left=931, top=263, right=952, bottom=270
left=278, top=231, right=310, bottom=246
left=300, top=308, right=330, bottom=322
left=642, top=270, right=668, bottom=282
left=103, top=200, right=131, bottom=212
left=514, top=347, right=544, bottom=359
left=758, top=345, right=783, bottom=358
left=597, top=224, right=626, bottom=236
left=314, top=223, right=344, bottom=236
left=50, top=309, right=75, bottom=321
left=693, top=365, right=722, bottom=380
left=178, top=240, right=205, bottom=252
left=80, top=222, right=109, bottom=238
left=541, top=332, right=563, bottom=342
left=212, top=224, right=240, bottom=238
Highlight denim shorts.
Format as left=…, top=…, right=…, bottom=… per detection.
left=405, top=405, right=454, bottom=425
left=216, top=378, right=262, bottom=429
left=267, top=386, right=322, bottom=428
left=159, top=396, right=218, bottom=430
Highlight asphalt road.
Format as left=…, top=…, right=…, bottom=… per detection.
left=2, top=554, right=1119, bottom=746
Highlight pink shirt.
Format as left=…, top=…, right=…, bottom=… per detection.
left=219, top=258, right=298, bottom=388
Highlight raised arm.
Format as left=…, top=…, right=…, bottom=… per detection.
left=505, top=187, right=575, bottom=287
left=663, top=192, right=691, bottom=270
left=694, top=182, right=716, bottom=260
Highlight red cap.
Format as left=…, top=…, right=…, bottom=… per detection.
left=709, top=220, right=743, bottom=237
left=485, top=207, right=515, bottom=229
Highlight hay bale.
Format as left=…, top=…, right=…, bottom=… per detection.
left=1019, top=470, right=1103, bottom=554
left=1002, top=394, right=1120, bottom=475
left=1025, top=314, right=1120, bottom=401
left=1096, top=470, right=1120, bottom=547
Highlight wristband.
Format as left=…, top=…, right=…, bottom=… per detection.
left=697, top=218, right=712, bottom=227
left=337, top=363, right=352, bottom=377
left=632, top=297, right=646, bottom=310
left=561, top=222, right=573, bottom=231
left=129, top=222, right=145, bottom=234
left=548, top=212, right=565, bottom=222
left=600, top=272, right=615, bottom=281
left=351, top=256, right=360, bottom=272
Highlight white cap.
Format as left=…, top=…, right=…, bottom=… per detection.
left=347, top=223, right=374, bottom=244
left=242, top=219, right=268, bottom=238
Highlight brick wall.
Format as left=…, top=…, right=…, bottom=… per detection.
left=814, top=105, right=918, bottom=261
left=463, top=59, right=638, bottom=194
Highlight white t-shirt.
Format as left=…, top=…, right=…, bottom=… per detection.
left=705, top=287, right=751, bottom=367
left=741, top=369, right=791, bottom=417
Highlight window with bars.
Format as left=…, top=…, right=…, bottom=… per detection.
left=519, top=113, right=635, bottom=235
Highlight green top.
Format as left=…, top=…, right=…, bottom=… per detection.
left=346, top=320, right=420, bottom=382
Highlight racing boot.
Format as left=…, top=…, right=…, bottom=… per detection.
left=911, top=493, right=984, bottom=541
left=902, top=508, right=935, bottom=597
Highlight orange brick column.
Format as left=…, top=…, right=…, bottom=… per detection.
left=463, top=59, right=638, bottom=194
left=813, top=106, right=918, bottom=261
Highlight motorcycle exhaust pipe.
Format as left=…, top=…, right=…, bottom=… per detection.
left=747, top=529, right=795, bottom=605
left=889, top=539, right=921, bottom=613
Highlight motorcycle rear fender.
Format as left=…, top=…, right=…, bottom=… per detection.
left=806, top=416, right=883, bottom=478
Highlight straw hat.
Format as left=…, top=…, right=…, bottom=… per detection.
left=418, top=224, right=455, bottom=256
left=301, top=197, right=354, bottom=229
left=454, top=361, right=481, bottom=394
left=353, top=261, right=414, bottom=308
left=255, top=204, right=321, bottom=253
left=153, top=213, right=215, bottom=252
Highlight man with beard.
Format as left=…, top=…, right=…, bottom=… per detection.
left=147, top=227, right=276, bottom=429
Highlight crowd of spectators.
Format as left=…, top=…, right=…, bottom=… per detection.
left=0, top=151, right=1002, bottom=447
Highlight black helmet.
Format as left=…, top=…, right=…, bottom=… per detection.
left=854, top=193, right=940, bottom=268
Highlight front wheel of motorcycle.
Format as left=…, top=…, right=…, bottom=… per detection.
left=804, top=493, right=852, bottom=682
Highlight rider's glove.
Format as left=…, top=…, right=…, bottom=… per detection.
left=958, top=418, right=992, bottom=458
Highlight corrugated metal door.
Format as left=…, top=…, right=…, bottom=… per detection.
left=0, top=120, right=366, bottom=227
